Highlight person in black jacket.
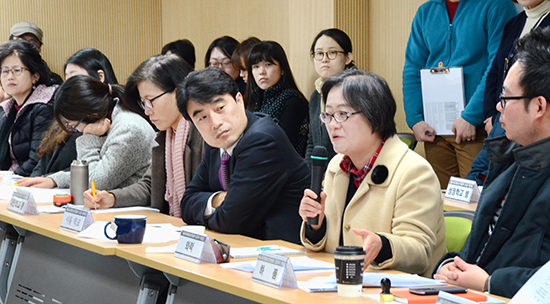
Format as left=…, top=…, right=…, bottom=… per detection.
left=0, top=40, right=55, bottom=176
left=246, top=41, right=309, bottom=157
left=177, top=68, right=309, bottom=244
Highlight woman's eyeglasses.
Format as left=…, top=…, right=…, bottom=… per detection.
left=65, top=118, right=85, bottom=133
left=0, top=66, right=29, bottom=77
left=139, top=91, right=170, bottom=110
left=319, top=111, right=361, bottom=123
left=209, top=60, right=233, bottom=69
left=312, top=51, right=346, bottom=61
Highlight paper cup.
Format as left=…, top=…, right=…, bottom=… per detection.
left=334, top=246, right=366, bottom=297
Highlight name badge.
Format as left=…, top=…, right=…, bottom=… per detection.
left=445, top=177, right=481, bottom=204
left=174, top=230, right=218, bottom=264
left=8, top=188, right=39, bottom=215
left=251, top=252, right=297, bottom=289
left=59, top=205, right=94, bottom=233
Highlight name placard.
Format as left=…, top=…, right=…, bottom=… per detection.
left=445, top=176, right=481, bottom=203
left=59, top=205, right=94, bottom=233
left=8, top=188, right=39, bottom=215
left=174, top=230, right=218, bottom=264
left=251, top=252, right=297, bottom=289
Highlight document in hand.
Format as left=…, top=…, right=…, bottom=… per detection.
left=509, top=259, right=550, bottom=304
left=420, top=66, right=465, bottom=135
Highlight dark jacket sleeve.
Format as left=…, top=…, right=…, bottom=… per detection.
left=276, top=95, right=308, bottom=157
left=15, top=104, right=53, bottom=176
left=180, top=147, right=215, bottom=224
left=182, top=132, right=295, bottom=234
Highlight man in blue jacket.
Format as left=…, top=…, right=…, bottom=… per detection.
left=434, top=27, right=550, bottom=298
left=176, top=68, right=309, bottom=244
left=402, top=0, right=516, bottom=188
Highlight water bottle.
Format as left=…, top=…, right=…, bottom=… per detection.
left=70, top=160, right=88, bottom=205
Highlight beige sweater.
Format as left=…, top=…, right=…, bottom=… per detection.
left=301, top=135, right=446, bottom=277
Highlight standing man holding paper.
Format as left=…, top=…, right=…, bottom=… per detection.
left=177, top=68, right=309, bottom=244
left=402, top=0, right=516, bottom=188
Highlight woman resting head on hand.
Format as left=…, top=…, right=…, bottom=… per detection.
left=17, top=75, right=156, bottom=190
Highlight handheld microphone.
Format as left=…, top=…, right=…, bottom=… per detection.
left=308, top=146, right=328, bottom=226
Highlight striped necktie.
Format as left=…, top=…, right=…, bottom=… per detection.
left=218, top=151, right=230, bottom=191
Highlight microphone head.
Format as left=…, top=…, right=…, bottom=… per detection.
left=311, top=146, right=328, bottom=167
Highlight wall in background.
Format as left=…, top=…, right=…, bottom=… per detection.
left=162, top=0, right=334, bottom=98
left=0, top=0, right=162, bottom=84
left=0, top=0, right=428, bottom=153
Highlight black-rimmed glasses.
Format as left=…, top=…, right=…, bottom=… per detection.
left=499, top=95, right=531, bottom=109
left=319, top=111, right=361, bottom=123
left=139, top=91, right=170, bottom=110
left=312, top=50, right=346, bottom=61
left=65, top=118, right=85, bottom=133
left=209, top=60, right=233, bottom=69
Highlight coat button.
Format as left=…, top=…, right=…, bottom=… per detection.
left=344, top=224, right=351, bottom=231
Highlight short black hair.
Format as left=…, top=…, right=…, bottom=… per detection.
left=162, top=39, right=196, bottom=69
left=514, top=26, right=550, bottom=110
left=321, top=69, right=396, bottom=139
left=177, top=67, right=238, bottom=121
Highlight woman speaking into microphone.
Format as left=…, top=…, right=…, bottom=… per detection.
left=298, top=69, right=446, bottom=277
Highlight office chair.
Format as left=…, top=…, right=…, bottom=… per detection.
left=444, top=210, right=475, bottom=252
left=397, top=133, right=417, bottom=150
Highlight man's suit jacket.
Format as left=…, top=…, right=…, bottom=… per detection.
left=181, top=111, right=310, bottom=244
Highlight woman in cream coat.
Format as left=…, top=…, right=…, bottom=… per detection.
left=299, top=70, right=446, bottom=277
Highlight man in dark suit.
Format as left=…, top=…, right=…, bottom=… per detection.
left=434, top=27, right=550, bottom=298
left=176, top=67, right=309, bottom=244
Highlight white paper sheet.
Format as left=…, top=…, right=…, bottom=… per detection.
left=421, top=67, right=465, bottom=135
left=0, top=185, right=69, bottom=203
left=220, top=256, right=334, bottom=273
left=90, top=206, right=160, bottom=213
left=364, top=293, right=505, bottom=304
left=510, top=260, right=550, bottom=304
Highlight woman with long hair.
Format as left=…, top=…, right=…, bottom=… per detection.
left=83, top=54, right=204, bottom=217
left=246, top=41, right=309, bottom=157
left=31, top=48, right=118, bottom=177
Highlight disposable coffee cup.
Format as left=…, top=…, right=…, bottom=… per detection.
left=334, top=245, right=366, bottom=297
left=104, top=215, right=146, bottom=244
left=0, top=171, right=13, bottom=186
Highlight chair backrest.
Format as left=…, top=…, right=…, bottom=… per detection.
left=444, top=211, right=475, bottom=252
left=397, top=133, right=417, bottom=150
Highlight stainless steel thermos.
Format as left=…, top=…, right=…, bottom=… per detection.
left=70, top=160, right=88, bottom=205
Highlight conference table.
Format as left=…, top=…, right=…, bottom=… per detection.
left=443, top=198, right=478, bottom=212
left=0, top=199, right=506, bottom=304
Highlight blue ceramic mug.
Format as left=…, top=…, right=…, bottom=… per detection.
left=104, top=215, right=146, bottom=244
